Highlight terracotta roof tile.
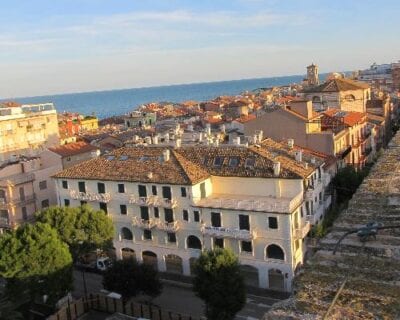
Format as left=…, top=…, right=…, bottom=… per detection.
left=302, top=78, right=370, bottom=93
left=49, top=141, right=99, bottom=157
left=323, top=108, right=366, bottom=126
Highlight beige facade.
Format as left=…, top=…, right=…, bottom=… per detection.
left=54, top=144, right=332, bottom=292
left=0, top=103, right=59, bottom=163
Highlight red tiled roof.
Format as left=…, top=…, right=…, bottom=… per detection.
left=234, top=114, right=257, bottom=123
left=323, top=108, right=366, bottom=126
left=49, top=141, right=99, bottom=158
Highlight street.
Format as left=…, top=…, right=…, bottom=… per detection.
left=73, top=269, right=280, bottom=320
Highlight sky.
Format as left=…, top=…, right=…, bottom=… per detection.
left=0, top=0, right=399, bottom=98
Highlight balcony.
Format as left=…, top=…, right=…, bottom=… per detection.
left=0, top=194, right=36, bottom=208
left=132, top=217, right=156, bottom=229
left=69, top=190, right=111, bottom=203
left=155, top=220, right=180, bottom=232
left=294, top=221, right=311, bottom=239
left=304, top=189, right=313, bottom=201
left=201, top=226, right=257, bottom=241
left=193, top=192, right=303, bottom=214
left=0, top=217, right=11, bottom=229
left=153, top=197, right=178, bottom=209
left=305, top=215, right=315, bottom=224
left=336, top=145, right=352, bottom=159
left=129, top=196, right=153, bottom=206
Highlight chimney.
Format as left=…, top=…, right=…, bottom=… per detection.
left=295, top=150, right=303, bottom=162
left=147, top=172, right=153, bottom=179
left=288, top=139, right=294, bottom=149
left=145, top=136, right=152, bottom=144
left=153, top=135, right=159, bottom=145
left=198, top=132, right=203, bottom=142
left=163, top=149, right=170, bottom=162
left=234, top=136, right=241, bottom=145
left=257, top=130, right=263, bottom=142
left=273, top=161, right=281, bottom=177
left=205, top=123, right=211, bottom=135
left=175, top=138, right=182, bottom=148
left=220, top=124, right=226, bottom=133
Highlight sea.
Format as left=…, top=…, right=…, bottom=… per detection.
left=3, top=75, right=308, bottom=119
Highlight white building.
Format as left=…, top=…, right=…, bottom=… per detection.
left=53, top=140, right=332, bottom=292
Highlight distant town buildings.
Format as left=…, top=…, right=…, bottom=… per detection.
left=306, top=63, right=319, bottom=86
left=357, top=61, right=400, bottom=92
left=0, top=102, right=59, bottom=164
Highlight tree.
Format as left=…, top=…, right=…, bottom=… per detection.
left=0, top=223, right=73, bottom=306
left=102, top=259, right=162, bottom=302
left=332, top=166, right=366, bottom=203
left=35, top=205, right=114, bottom=259
left=193, top=248, right=246, bottom=320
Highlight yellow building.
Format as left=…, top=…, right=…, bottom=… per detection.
left=80, top=116, right=99, bottom=132
left=0, top=102, right=59, bottom=163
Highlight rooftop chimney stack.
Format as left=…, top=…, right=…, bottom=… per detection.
left=295, top=150, right=303, bottom=162
left=153, top=135, right=159, bottom=145
left=198, top=132, right=203, bottom=142
left=273, top=161, right=281, bottom=177
left=288, top=139, right=294, bottom=149
left=205, top=123, right=211, bottom=135
left=175, top=138, right=182, bottom=148
left=163, top=149, right=170, bottom=162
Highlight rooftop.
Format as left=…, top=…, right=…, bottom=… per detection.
left=49, top=141, right=99, bottom=158
left=302, top=78, right=370, bottom=93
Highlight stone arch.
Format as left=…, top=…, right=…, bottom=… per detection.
left=266, top=244, right=285, bottom=260
left=164, top=254, right=183, bottom=274
left=142, top=251, right=158, bottom=270
left=268, top=269, right=284, bottom=291
left=120, top=227, right=133, bottom=240
left=240, top=264, right=259, bottom=287
left=121, top=248, right=136, bottom=260
left=187, top=235, right=202, bottom=250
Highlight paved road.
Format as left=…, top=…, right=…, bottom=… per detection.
left=73, top=269, right=280, bottom=320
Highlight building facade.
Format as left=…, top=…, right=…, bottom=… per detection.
left=54, top=142, right=332, bottom=292
left=0, top=102, right=59, bottom=164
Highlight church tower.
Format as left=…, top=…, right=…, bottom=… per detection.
left=307, top=63, right=319, bottom=86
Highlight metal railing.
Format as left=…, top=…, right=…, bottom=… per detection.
left=201, top=225, right=257, bottom=240
left=70, top=190, right=111, bottom=203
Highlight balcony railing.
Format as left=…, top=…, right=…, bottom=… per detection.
left=0, top=194, right=36, bottom=208
left=155, top=220, right=180, bottom=232
left=128, top=195, right=178, bottom=208
left=69, top=190, right=111, bottom=203
left=132, top=217, right=156, bottom=229
left=153, top=197, right=178, bottom=209
left=0, top=217, right=11, bottom=228
left=129, top=196, right=152, bottom=206
left=304, top=189, right=313, bottom=201
left=294, top=221, right=311, bottom=239
left=201, top=225, right=257, bottom=241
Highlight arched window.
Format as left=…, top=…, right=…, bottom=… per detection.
left=266, top=244, right=285, bottom=260
left=120, top=227, right=133, bottom=240
left=345, top=94, right=356, bottom=102
left=187, top=235, right=202, bottom=250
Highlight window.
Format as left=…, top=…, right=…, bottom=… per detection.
left=41, top=199, right=49, bottom=209
left=319, top=192, right=322, bottom=202
left=80, top=201, right=87, bottom=206
left=181, top=187, right=187, bottom=197
left=239, top=214, right=250, bottom=230
left=138, top=185, right=147, bottom=197
left=154, top=207, right=159, bottom=218
left=200, top=183, right=206, bottom=199
left=214, top=238, right=224, bottom=248
left=39, top=180, right=47, bottom=190
left=118, top=184, right=125, bottom=193
left=162, top=186, right=172, bottom=200
left=22, top=207, right=27, bottom=221
left=228, top=157, right=240, bottom=167
left=78, top=181, right=86, bottom=193
left=120, top=204, right=127, bottom=215
left=164, top=208, right=174, bottom=223
left=300, top=206, right=304, bottom=218
left=98, top=182, right=106, bottom=194
left=213, top=156, right=224, bottom=167
left=193, top=211, right=200, bottom=222
left=140, top=206, right=149, bottom=220
left=152, top=185, right=157, bottom=195
left=64, top=199, right=70, bottom=207
left=62, top=180, right=68, bottom=189
left=245, top=157, right=255, bottom=168
left=266, top=244, right=285, bottom=260
left=167, top=232, right=176, bottom=243
left=241, top=241, right=252, bottom=253
left=211, top=212, right=221, bottom=227
left=143, top=229, right=152, bottom=240
left=183, top=210, right=189, bottom=221
left=99, top=202, right=108, bottom=214
left=268, top=217, right=278, bottom=229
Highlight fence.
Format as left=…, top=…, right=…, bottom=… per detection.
left=47, top=293, right=203, bottom=320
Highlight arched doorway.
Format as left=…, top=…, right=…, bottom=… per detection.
left=120, top=227, right=133, bottom=241
left=268, top=269, right=284, bottom=291
left=121, top=248, right=135, bottom=260
left=189, top=257, right=198, bottom=275
left=266, top=244, right=285, bottom=260
left=187, top=235, right=202, bottom=250
left=142, top=251, right=158, bottom=270
left=165, top=254, right=183, bottom=274
left=240, top=265, right=259, bottom=287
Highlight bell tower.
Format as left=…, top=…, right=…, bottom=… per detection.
left=307, top=63, right=319, bottom=86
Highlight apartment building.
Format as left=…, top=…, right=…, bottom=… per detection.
left=301, top=77, right=371, bottom=113
left=243, top=100, right=373, bottom=169
left=48, top=141, right=100, bottom=169
left=0, top=102, right=59, bottom=163
left=54, top=141, right=332, bottom=292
